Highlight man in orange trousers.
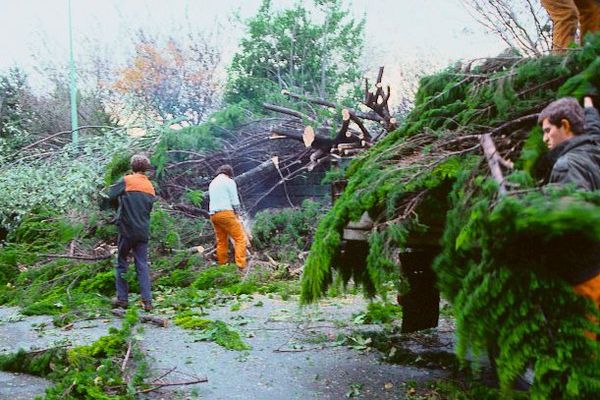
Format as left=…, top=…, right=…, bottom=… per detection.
left=208, top=164, right=247, bottom=270
left=541, top=0, right=600, bottom=52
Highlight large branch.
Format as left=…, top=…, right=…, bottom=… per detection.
left=270, top=126, right=336, bottom=151
left=262, top=103, right=315, bottom=122
left=363, top=67, right=397, bottom=131
left=234, top=157, right=281, bottom=188
left=281, top=91, right=384, bottom=123
left=480, top=133, right=510, bottom=196
left=489, top=112, right=539, bottom=137
left=348, top=112, right=371, bottom=140
left=173, top=204, right=210, bottom=218
left=20, top=125, right=124, bottom=151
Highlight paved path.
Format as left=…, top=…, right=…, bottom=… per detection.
left=0, top=307, right=118, bottom=400
left=0, top=294, right=455, bottom=399
left=139, top=294, right=453, bottom=399
left=0, top=371, right=52, bottom=400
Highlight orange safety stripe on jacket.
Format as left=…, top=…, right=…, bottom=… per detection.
left=124, top=174, right=155, bottom=196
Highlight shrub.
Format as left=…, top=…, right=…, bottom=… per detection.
left=252, top=199, right=325, bottom=263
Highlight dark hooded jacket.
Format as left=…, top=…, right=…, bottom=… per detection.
left=545, top=107, right=600, bottom=189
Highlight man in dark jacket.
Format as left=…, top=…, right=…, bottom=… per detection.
left=539, top=96, right=600, bottom=338
left=541, top=96, right=600, bottom=189
left=108, top=155, right=156, bottom=311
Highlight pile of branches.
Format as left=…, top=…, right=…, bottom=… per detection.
left=156, top=67, right=400, bottom=215
left=265, top=66, right=398, bottom=166
left=301, top=34, right=600, bottom=397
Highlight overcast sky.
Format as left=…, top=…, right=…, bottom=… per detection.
left=0, top=0, right=507, bottom=91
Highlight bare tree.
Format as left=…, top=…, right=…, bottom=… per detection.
left=460, top=0, right=552, bottom=57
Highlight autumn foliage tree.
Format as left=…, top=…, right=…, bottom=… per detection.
left=114, top=31, right=221, bottom=125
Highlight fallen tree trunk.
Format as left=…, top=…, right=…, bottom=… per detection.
left=234, top=157, right=281, bottom=188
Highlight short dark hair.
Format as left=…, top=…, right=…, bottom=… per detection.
left=538, top=97, right=585, bottom=135
left=130, top=154, right=151, bottom=172
left=216, top=164, right=234, bottom=178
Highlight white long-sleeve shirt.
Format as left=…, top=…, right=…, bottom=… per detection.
left=208, top=174, right=241, bottom=214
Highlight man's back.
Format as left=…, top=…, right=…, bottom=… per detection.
left=109, top=173, right=156, bottom=242
left=208, top=173, right=240, bottom=214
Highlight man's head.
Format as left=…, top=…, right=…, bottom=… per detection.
left=538, top=97, right=584, bottom=149
left=131, top=154, right=151, bottom=173
left=216, top=164, right=234, bottom=178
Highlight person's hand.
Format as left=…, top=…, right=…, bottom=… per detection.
left=584, top=96, right=594, bottom=108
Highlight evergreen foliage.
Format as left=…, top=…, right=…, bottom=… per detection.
left=353, top=300, right=402, bottom=324
left=103, top=153, right=133, bottom=187
left=302, top=34, right=600, bottom=397
left=174, top=310, right=251, bottom=351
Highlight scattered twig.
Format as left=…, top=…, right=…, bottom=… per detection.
left=135, top=377, right=208, bottom=394
left=40, top=253, right=112, bottom=261
left=26, top=344, right=70, bottom=355
left=121, top=340, right=133, bottom=373
left=111, top=309, right=169, bottom=328
left=151, top=366, right=178, bottom=383
left=66, top=275, right=81, bottom=302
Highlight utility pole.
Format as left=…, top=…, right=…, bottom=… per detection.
left=68, top=0, right=78, bottom=145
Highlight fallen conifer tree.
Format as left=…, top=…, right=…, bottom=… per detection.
left=301, top=34, right=600, bottom=397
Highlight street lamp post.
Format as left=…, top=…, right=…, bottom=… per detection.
left=68, top=0, right=78, bottom=145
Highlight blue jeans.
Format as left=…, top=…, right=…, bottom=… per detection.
left=115, top=235, right=152, bottom=303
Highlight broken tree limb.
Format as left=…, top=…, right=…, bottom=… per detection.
left=263, top=103, right=315, bottom=122
left=348, top=113, right=371, bottom=140
left=152, top=367, right=178, bottom=383
left=24, top=345, right=70, bottom=355
left=480, top=133, right=508, bottom=196
left=135, top=377, right=209, bottom=395
left=173, top=204, right=210, bottom=218
left=19, top=125, right=123, bottom=152
left=234, top=157, right=280, bottom=188
left=342, top=148, right=364, bottom=157
left=303, top=126, right=315, bottom=147
left=337, top=143, right=361, bottom=150
left=363, top=67, right=397, bottom=132
left=41, top=253, right=112, bottom=261
left=376, top=66, right=384, bottom=85
left=307, top=151, right=330, bottom=172
left=280, top=91, right=384, bottom=122
left=338, top=110, right=351, bottom=138
left=111, top=309, right=169, bottom=328
left=270, top=127, right=335, bottom=151
left=489, top=112, right=539, bottom=137
left=121, top=340, right=133, bottom=373
left=269, top=127, right=305, bottom=141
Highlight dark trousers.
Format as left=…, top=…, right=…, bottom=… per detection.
left=116, top=235, right=152, bottom=302
left=399, top=249, right=440, bottom=333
